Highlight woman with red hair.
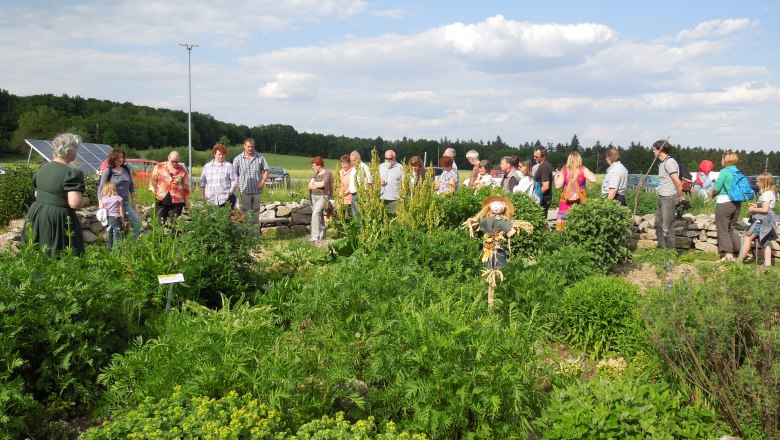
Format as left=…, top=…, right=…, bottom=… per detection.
left=308, top=156, right=334, bottom=242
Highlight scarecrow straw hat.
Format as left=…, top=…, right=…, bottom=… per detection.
left=480, top=195, right=515, bottom=218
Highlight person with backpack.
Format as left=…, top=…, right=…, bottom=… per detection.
left=554, top=151, right=596, bottom=230
left=513, top=160, right=540, bottom=204
left=601, top=147, right=628, bottom=206
left=712, top=150, right=754, bottom=262
left=653, top=140, right=685, bottom=249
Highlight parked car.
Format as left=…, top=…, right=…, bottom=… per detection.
left=747, top=175, right=780, bottom=198
left=627, top=174, right=660, bottom=193
left=98, top=159, right=159, bottom=182
left=267, top=167, right=291, bottom=188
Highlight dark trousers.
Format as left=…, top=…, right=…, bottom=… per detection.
left=615, top=194, right=627, bottom=206
left=155, top=201, right=184, bottom=224
left=715, top=201, right=741, bottom=256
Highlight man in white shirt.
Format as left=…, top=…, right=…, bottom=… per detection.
left=601, top=147, right=629, bottom=206
left=379, top=150, right=403, bottom=214
left=349, top=151, right=372, bottom=218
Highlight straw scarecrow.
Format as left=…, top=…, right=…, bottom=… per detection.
left=462, top=195, right=534, bottom=308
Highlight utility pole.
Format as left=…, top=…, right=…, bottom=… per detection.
left=179, top=42, right=198, bottom=187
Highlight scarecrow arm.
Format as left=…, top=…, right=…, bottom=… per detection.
left=462, top=217, right=480, bottom=238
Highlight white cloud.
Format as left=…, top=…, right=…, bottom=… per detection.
left=259, top=73, right=319, bottom=100
left=372, top=7, right=409, bottom=19
left=676, top=18, right=756, bottom=41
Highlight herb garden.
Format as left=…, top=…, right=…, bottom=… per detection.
left=1, top=158, right=779, bottom=440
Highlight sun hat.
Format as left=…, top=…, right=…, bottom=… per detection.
left=481, top=195, right=515, bottom=218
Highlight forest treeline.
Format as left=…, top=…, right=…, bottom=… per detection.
left=2, top=89, right=779, bottom=174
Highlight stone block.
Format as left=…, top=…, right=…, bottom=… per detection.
left=8, top=219, right=25, bottom=231
left=686, top=222, right=701, bottom=230
left=261, top=226, right=290, bottom=237
left=82, top=230, right=98, bottom=244
left=674, top=226, right=686, bottom=236
left=292, top=213, right=310, bottom=224
left=301, top=199, right=312, bottom=207
left=772, top=241, right=780, bottom=251
left=699, top=231, right=708, bottom=241
left=636, top=239, right=657, bottom=249
left=258, top=210, right=277, bottom=221
left=675, top=237, right=693, bottom=249
left=706, top=231, right=718, bottom=238
left=675, top=219, right=688, bottom=228
left=707, top=223, right=717, bottom=231
left=695, top=241, right=719, bottom=253
left=684, top=229, right=700, bottom=238
left=298, top=206, right=313, bottom=215
left=640, top=232, right=657, bottom=240
left=89, top=221, right=105, bottom=234
left=276, top=205, right=292, bottom=217
left=642, top=214, right=655, bottom=222
left=290, top=225, right=309, bottom=235
left=633, top=215, right=643, bottom=225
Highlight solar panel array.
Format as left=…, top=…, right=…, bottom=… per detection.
left=25, top=139, right=113, bottom=174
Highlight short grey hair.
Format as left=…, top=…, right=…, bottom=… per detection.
left=466, top=150, right=479, bottom=159
left=350, top=151, right=361, bottom=160
left=52, top=133, right=82, bottom=159
left=444, top=147, right=456, bottom=157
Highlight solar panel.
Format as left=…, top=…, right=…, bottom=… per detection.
left=25, top=139, right=113, bottom=174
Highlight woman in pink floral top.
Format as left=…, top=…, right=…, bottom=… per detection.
left=149, top=150, right=191, bottom=224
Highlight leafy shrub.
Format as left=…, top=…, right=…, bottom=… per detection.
left=563, top=197, right=632, bottom=272
left=82, top=387, right=287, bottom=439
left=556, top=275, right=640, bottom=358
left=364, top=293, right=548, bottom=438
left=0, top=245, right=149, bottom=437
left=534, top=374, right=726, bottom=439
left=499, top=244, right=597, bottom=323
left=83, top=388, right=425, bottom=439
left=174, top=204, right=263, bottom=307
left=643, top=266, right=780, bottom=439
left=626, top=188, right=657, bottom=216
left=0, top=164, right=35, bottom=226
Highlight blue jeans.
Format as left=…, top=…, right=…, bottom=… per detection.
left=107, top=217, right=122, bottom=252
left=124, top=200, right=141, bottom=239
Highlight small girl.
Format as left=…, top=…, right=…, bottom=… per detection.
left=474, top=160, right=495, bottom=192
left=99, top=181, right=125, bottom=252
left=738, top=173, right=777, bottom=266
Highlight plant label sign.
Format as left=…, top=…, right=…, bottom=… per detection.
left=158, top=273, right=184, bottom=284
left=157, top=273, right=184, bottom=314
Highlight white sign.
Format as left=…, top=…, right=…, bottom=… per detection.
left=158, top=273, right=184, bottom=284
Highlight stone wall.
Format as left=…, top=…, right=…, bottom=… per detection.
left=0, top=199, right=330, bottom=251
left=631, top=213, right=780, bottom=257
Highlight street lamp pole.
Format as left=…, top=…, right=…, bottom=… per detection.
left=179, top=42, right=198, bottom=188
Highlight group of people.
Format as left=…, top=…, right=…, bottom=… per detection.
left=19, top=133, right=778, bottom=267
left=651, top=140, right=776, bottom=266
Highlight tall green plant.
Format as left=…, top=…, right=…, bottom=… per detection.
left=563, top=197, right=632, bottom=272
left=355, top=149, right=391, bottom=252
left=395, top=163, right=440, bottom=232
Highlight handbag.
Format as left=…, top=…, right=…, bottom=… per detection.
left=561, top=168, right=587, bottom=203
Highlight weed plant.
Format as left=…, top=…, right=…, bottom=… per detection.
left=0, top=164, right=35, bottom=226
left=642, top=266, right=780, bottom=439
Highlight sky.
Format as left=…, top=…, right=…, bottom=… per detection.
left=2, top=0, right=779, bottom=152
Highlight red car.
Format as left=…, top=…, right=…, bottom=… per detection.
left=98, top=159, right=159, bottom=182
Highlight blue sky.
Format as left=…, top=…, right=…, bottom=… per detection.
left=2, top=0, right=779, bottom=151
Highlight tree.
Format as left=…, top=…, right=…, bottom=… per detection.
left=569, top=134, right=581, bottom=152
left=10, top=106, right=67, bottom=153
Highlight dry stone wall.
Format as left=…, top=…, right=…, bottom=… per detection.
left=631, top=213, right=780, bottom=257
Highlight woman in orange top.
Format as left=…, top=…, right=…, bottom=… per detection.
left=338, top=154, right=353, bottom=215
left=149, top=150, right=190, bottom=224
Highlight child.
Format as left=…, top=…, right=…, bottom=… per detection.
left=738, top=173, right=777, bottom=267
left=99, top=181, right=125, bottom=252
left=474, top=160, right=495, bottom=192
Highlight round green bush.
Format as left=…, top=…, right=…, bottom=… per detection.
left=556, top=274, right=639, bottom=358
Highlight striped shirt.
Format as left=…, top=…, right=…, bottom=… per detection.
left=200, top=160, right=237, bottom=206
left=232, top=152, right=269, bottom=195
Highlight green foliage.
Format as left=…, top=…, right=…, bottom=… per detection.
left=499, top=244, right=598, bottom=324
left=534, top=374, right=726, bottom=439
left=563, top=197, right=632, bottom=272
left=174, top=204, right=263, bottom=307
left=395, top=163, right=441, bottom=232
left=355, top=149, right=391, bottom=252
left=0, top=164, right=35, bottom=226
left=556, top=275, right=640, bottom=358
left=643, top=266, right=780, bottom=439
left=82, top=387, right=287, bottom=439
left=627, top=188, right=657, bottom=216
left=83, top=387, right=424, bottom=439
left=0, top=245, right=149, bottom=437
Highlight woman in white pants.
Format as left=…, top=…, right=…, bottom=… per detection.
left=308, top=156, right=334, bottom=242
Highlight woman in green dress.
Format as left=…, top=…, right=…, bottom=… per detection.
left=23, top=133, right=91, bottom=255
